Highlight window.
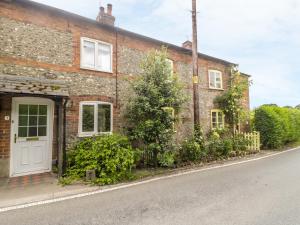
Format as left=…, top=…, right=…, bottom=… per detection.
left=166, top=59, right=174, bottom=77
left=211, top=110, right=225, bottom=129
left=162, top=107, right=175, bottom=130
left=18, top=104, right=48, bottom=137
left=79, top=102, right=113, bottom=136
left=80, top=37, right=112, bottom=73
left=209, top=70, right=223, bottom=89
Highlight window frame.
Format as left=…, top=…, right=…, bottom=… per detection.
left=80, top=37, right=113, bottom=73
left=162, top=107, right=175, bottom=131
left=211, top=109, right=225, bottom=129
left=208, top=70, right=223, bottom=90
left=166, top=59, right=174, bottom=78
left=78, top=101, right=113, bottom=137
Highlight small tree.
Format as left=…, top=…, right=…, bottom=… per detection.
left=126, top=48, right=186, bottom=166
left=214, top=67, right=250, bottom=134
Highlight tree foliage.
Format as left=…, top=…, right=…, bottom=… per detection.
left=125, top=48, right=186, bottom=166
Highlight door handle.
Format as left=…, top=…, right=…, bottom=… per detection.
left=14, top=134, right=17, bottom=143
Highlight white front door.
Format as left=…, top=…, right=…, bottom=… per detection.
left=10, top=97, right=54, bottom=177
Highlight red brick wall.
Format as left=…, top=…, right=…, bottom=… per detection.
left=0, top=96, right=11, bottom=160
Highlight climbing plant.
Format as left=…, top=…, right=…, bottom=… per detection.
left=214, top=67, right=251, bottom=134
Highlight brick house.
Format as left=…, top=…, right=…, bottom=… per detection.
left=0, top=0, right=250, bottom=178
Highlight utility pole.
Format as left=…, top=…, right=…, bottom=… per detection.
left=192, top=0, right=200, bottom=129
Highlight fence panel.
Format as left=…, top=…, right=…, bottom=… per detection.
left=241, top=131, right=261, bottom=152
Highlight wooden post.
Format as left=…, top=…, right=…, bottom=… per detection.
left=192, top=0, right=200, bottom=128
left=58, top=98, right=64, bottom=177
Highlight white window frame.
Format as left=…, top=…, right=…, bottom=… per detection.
left=78, top=101, right=113, bottom=137
left=80, top=37, right=113, bottom=73
left=209, top=70, right=223, bottom=90
left=211, top=109, right=225, bottom=129
left=162, top=107, right=175, bottom=131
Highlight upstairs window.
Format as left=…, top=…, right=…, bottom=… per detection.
left=80, top=37, right=112, bottom=73
left=209, top=70, right=223, bottom=89
left=162, top=107, right=175, bottom=131
left=79, top=102, right=113, bottom=137
left=211, top=110, right=225, bottom=129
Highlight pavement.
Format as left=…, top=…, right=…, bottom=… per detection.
left=0, top=147, right=300, bottom=225
left=0, top=173, right=99, bottom=209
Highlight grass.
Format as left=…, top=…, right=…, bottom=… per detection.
left=130, top=167, right=172, bottom=180
left=282, top=139, right=300, bottom=150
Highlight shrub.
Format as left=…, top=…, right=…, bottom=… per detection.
left=206, top=135, right=231, bottom=160
left=254, top=105, right=300, bottom=149
left=66, top=134, right=136, bottom=185
left=179, top=139, right=205, bottom=163
left=205, top=131, right=250, bottom=159
left=158, top=151, right=176, bottom=168
left=232, top=134, right=249, bottom=153
left=178, top=126, right=206, bottom=163
left=125, top=48, right=186, bottom=166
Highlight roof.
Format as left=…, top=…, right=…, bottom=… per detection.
left=0, top=74, right=69, bottom=97
left=13, top=0, right=237, bottom=66
left=240, top=72, right=251, bottom=77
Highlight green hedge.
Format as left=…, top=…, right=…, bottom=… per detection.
left=65, top=134, right=136, bottom=185
left=254, top=106, right=300, bottom=149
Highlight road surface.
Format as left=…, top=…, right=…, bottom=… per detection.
left=1, top=148, right=300, bottom=225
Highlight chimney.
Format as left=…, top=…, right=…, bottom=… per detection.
left=182, top=40, right=192, bottom=50
left=96, top=3, right=115, bottom=26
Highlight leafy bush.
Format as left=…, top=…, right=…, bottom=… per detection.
left=254, top=105, right=300, bottom=149
left=232, top=134, right=250, bottom=153
left=66, top=134, right=136, bottom=185
left=205, top=132, right=249, bottom=159
left=178, top=126, right=206, bottom=163
left=125, top=48, right=186, bottom=166
left=206, top=135, right=230, bottom=159
left=179, top=139, right=205, bottom=163
left=158, top=151, right=176, bottom=168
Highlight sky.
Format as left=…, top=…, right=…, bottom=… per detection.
left=32, top=0, right=300, bottom=109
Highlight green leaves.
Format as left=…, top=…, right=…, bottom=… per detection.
left=65, top=135, right=136, bottom=185
left=254, top=106, right=300, bottom=149
left=126, top=47, right=186, bottom=166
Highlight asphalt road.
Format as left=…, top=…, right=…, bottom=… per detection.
left=1, top=148, right=300, bottom=225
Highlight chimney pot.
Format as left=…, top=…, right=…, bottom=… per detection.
left=107, top=4, right=112, bottom=16
left=182, top=40, right=193, bottom=50
left=96, top=3, right=115, bottom=26
left=100, top=6, right=105, bottom=14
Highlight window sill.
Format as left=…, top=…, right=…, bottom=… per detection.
left=211, top=127, right=225, bottom=131
left=208, top=87, right=224, bottom=91
left=80, top=66, right=113, bottom=74
left=78, top=132, right=113, bottom=138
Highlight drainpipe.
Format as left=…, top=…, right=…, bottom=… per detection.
left=63, top=98, right=68, bottom=173
left=115, top=27, right=119, bottom=108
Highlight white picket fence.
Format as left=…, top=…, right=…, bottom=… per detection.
left=240, top=131, right=261, bottom=152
